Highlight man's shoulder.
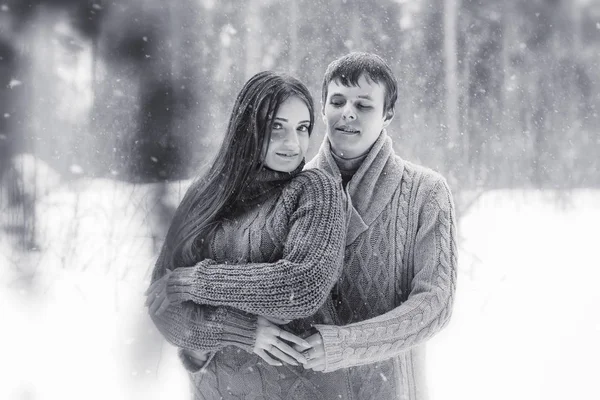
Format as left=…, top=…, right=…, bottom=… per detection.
left=397, top=156, right=446, bottom=185
left=305, top=156, right=319, bottom=170
left=394, top=156, right=450, bottom=205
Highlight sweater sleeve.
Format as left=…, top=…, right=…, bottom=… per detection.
left=166, top=170, right=346, bottom=321
left=148, top=244, right=258, bottom=353
left=314, top=178, right=457, bottom=372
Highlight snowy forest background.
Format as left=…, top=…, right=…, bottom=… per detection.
left=1, top=0, right=599, bottom=399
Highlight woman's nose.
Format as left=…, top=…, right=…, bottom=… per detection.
left=282, top=129, right=299, bottom=146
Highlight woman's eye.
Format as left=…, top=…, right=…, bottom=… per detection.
left=297, top=125, right=309, bottom=132
left=272, top=122, right=282, bottom=130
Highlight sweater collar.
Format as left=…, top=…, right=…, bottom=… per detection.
left=308, top=131, right=404, bottom=245
left=237, top=161, right=305, bottom=206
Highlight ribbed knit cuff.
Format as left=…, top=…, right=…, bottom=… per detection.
left=219, top=308, right=258, bottom=353
left=167, top=263, right=206, bottom=304
left=314, top=324, right=344, bottom=372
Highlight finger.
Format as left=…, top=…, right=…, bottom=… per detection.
left=303, top=347, right=324, bottom=361
left=278, top=331, right=311, bottom=349
left=263, top=316, right=289, bottom=325
left=255, top=350, right=282, bottom=366
left=305, top=335, right=323, bottom=346
left=272, top=339, right=307, bottom=364
left=311, top=364, right=325, bottom=372
left=268, top=347, right=299, bottom=366
left=155, top=296, right=170, bottom=316
left=144, top=277, right=164, bottom=295
left=149, top=292, right=166, bottom=315
left=304, top=358, right=325, bottom=370
left=186, top=350, right=209, bottom=365
left=145, top=283, right=163, bottom=304
left=144, top=288, right=160, bottom=307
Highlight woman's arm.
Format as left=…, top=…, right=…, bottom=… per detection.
left=166, top=170, right=347, bottom=321
left=148, top=246, right=258, bottom=353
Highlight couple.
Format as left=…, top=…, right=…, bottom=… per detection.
left=146, top=52, right=457, bottom=400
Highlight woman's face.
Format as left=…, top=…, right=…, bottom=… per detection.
left=263, top=96, right=311, bottom=172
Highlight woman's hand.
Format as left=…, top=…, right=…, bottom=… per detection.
left=253, top=316, right=311, bottom=367
left=145, top=269, right=173, bottom=315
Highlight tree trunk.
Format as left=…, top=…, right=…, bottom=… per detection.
left=288, top=0, right=299, bottom=74
left=444, top=0, right=460, bottom=172
left=245, top=0, right=262, bottom=78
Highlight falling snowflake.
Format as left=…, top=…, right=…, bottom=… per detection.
left=8, top=79, right=22, bottom=89
left=70, top=164, right=84, bottom=175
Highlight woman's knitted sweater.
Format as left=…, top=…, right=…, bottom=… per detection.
left=149, top=166, right=352, bottom=399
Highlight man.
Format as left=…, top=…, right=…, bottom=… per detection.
left=297, top=52, right=457, bottom=399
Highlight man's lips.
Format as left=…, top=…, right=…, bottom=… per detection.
left=335, top=125, right=360, bottom=134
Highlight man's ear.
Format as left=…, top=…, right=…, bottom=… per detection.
left=321, top=105, right=327, bottom=124
left=382, top=109, right=394, bottom=128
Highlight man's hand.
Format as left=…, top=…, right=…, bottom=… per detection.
left=145, top=269, right=173, bottom=316
left=181, top=348, right=210, bottom=368
left=253, top=316, right=311, bottom=367
left=297, top=332, right=325, bottom=371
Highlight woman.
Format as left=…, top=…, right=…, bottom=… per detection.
left=146, top=71, right=351, bottom=399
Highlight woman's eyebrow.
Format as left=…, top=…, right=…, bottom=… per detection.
left=274, top=117, right=288, bottom=122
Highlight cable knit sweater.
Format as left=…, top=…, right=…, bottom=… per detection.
left=303, top=131, right=458, bottom=400
left=149, top=166, right=351, bottom=399
left=150, top=131, right=457, bottom=400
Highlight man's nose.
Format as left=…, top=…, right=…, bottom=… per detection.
left=342, top=104, right=356, bottom=121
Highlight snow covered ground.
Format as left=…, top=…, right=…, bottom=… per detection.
left=428, top=190, right=600, bottom=400
left=2, top=173, right=599, bottom=400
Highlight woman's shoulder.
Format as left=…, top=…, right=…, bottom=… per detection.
left=287, top=168, right=341, bottom=195
left=277, top=169, right=342, bottom=209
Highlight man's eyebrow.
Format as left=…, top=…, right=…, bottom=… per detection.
left=330, top=93, right=373, bottom=101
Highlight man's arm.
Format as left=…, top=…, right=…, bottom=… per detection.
left=311, top=178, right=457, bottom=372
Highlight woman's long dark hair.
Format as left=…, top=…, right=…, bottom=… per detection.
left=158, top=71, right=315, bottom=275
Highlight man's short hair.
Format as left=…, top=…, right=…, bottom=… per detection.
left=321, top=52, right=398, bottom=117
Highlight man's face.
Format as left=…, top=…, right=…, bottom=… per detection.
left=322, top=75, right=392, bottom=159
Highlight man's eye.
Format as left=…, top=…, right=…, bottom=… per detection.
left=357, top=104, right=373, bottom=110
left=330, top=100, right=344, bottom=107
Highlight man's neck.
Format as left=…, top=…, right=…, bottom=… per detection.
left=331, top=151, right=368, bottom=186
